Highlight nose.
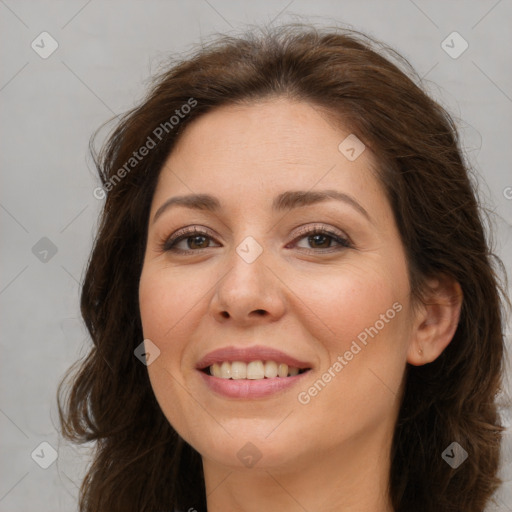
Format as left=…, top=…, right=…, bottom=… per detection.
left=210, top=242, right=286, bottom=326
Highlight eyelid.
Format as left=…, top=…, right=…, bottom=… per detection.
left=291, top=222, right=349, bottom=241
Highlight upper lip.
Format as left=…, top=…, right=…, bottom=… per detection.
left=196, top=345, right=313, bottom=370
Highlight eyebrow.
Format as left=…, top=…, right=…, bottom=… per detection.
left=152, top=189, right=372, bottom=224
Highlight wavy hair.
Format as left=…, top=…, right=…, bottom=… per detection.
left=57, top=23, right=510, bottom=512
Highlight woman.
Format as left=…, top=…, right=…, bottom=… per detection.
left=58, top=24, right=510, bottom=512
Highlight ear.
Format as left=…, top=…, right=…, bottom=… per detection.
left=407, top=274, right=463, bottom=366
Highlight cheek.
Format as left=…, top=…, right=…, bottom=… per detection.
left=291, top=261, right=405, bottom=351
left=138, top=266, right=204, bottom=439
left=291, top=269, right=408, bottom=436
left=291, top=259, right=410, bottom=416
left=138, top=266, right=206, bottom=343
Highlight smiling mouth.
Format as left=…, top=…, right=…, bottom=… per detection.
left=200, top=360, right=311, bottom=380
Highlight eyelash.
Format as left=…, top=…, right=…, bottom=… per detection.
left=160, top=224, right=352, bottom=255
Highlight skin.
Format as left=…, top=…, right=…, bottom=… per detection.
left=138, top=98, right=462, bottom=512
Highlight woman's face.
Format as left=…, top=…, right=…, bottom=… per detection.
left=139, top=98, right=420, bottom=473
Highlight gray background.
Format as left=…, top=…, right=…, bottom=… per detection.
left=1, top=0, right=511, bottom=510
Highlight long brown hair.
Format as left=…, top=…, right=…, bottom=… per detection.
left=57, top=23, right=510, bottom=511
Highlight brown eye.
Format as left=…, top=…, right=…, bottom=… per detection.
left=292, top=227, right=351, bottom=253
left=307, top=233, right=332, bottom=249
left=162, top=227, right=220, bottom=253
left=187, top=235, right=210, bottom=250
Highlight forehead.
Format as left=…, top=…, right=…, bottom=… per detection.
left=170, top=98, right=361, bottom=165
left=152, top=98, right=384, bottom=215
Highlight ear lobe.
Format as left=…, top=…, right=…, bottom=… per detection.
left=407, top=275, right=463, bottom=366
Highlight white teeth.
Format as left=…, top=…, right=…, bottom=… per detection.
left=264, top=361, right=278, bottom=378
left=220, top=361, right=231, bottom=379
left=278, top=363, right=288, bottom=378
left=247, top=361, right=265, bottom=379
left=231, top=361, right=246, bottom=379
left=208, top=360, right=305, bottom=379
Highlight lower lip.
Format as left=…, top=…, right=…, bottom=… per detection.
left=198, top=370, right=310, bottom=399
